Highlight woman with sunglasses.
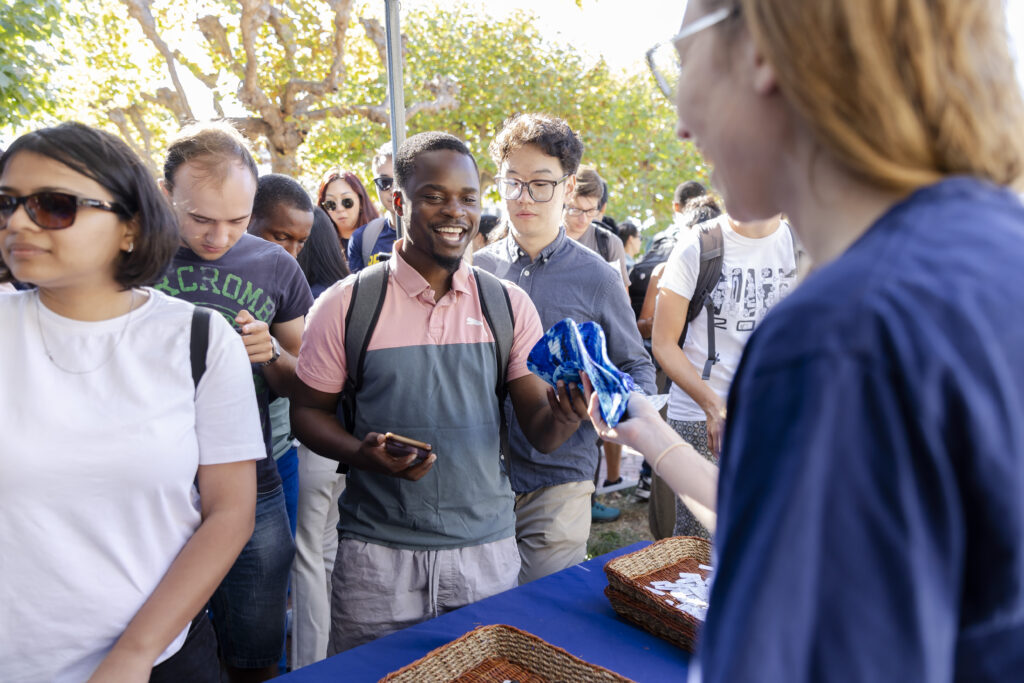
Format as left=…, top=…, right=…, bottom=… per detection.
left=0, top=122, right=264, bottom=681
left=315, top=168, right=378, bottom=253
left=590, top=1, right=1024, bottom=681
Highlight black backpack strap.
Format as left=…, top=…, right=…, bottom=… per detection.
left=360, top=217, right=388, bottom=268
left=344, top=262, right=390, bottom=395
left=593, top=222, right=619, bottom=263
left=190, top=306, right=212, bottom=391
left=679, top=223, right=724, bottom=380
left=336, top=262, right=390, bottom=474
left=473, top=267, right=515, bottom=456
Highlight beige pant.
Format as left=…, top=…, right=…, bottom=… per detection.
left=327, top=536, right=520, bottom=655
left=514, top=480, right=595, bottom=585
left=290, top=446, right=346, bottom=669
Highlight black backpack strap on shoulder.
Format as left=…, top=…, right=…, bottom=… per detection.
left=679, top=223, right=724, bottom=380
left=593, top=222, right=612, bottom=262
left=344, top=261, right=390, bottom=396
left=473, top=267, right=515, bottom=456
left=190, top=306, right=212, bottom=391
left=336, top=262, right=389, bottom=474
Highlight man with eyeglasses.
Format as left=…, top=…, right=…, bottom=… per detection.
left=475, top=113, right=656, bottom=584
left=347, top=142, right=398, bottom=273
left=563, top=166, right=630, bottom=288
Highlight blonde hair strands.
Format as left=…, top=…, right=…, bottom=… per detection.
left=735, top=0, right=1024, bottom=192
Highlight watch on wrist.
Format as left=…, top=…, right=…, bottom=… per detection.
left=260, top=337, right=281, bottom=367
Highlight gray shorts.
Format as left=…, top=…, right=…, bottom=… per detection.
left=327, top=536, right=520, bottom=654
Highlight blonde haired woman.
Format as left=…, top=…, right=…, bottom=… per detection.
left=594, top=1, right=1024, bottom=681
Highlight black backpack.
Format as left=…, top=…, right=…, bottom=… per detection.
left=628, top=229, right=679, bottom=318
left=680, top=223, right=725, bottom=381
left=592, top=221, right=621, bottom=265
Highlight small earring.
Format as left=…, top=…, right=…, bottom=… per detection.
left=126, top=243, right=134, bottom=253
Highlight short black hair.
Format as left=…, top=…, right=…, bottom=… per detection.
left=0, top=122, right=178, bottom=287
left=617, top=220, right=640, bottom=241
left=674, top=180, right=707, bottom=206
left=489, top=113, right=584, bottom=175
left=250, top=174, right=313, bottom=232
left=394, top=131, right=478, bottom=192
left=296, top=207, right=348, bottom=289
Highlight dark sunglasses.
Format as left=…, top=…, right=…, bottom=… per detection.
left=322, top=197, right=356, bottom=212
left=0, top=191, right=127, bottom=230
left=373, top=176, right=394, bottom=192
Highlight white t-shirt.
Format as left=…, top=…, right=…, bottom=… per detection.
left=0, top=288, right=264, bottom=682
left=660, top=216, right=799, bottom=421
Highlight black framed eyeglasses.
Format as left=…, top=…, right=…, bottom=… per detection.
left=494, top=175, right=570, bottom=203
left=373, top=176, right=394, bottom=192
left=322, top=197, right=356, bottom=212
left=0, top=191, right=128, bottom=230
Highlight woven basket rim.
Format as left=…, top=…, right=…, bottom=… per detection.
left=380, top=623, right=636, bottom=682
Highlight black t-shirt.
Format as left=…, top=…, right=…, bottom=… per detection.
left=155, top=233, right=313, bottom=493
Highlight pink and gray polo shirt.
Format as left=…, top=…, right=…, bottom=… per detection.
left=297, top=246, right=543, bottom=550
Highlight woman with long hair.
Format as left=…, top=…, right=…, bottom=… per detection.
left=594, top=1, right=1024, bottom=680
left=0, top=122, right=264, bottom=681
left=316, top=168, right=378, bottom=254
left=297, top=206, right=349, bottom=298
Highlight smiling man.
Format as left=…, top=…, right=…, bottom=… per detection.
left=291, top=131, right=589, bottom=653
left=474, top=113, right=656, bottom=584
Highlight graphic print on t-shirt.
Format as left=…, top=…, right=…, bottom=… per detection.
left=154, top=264, right=279, bottom=326
left=711, top=264, right=798, bottom=333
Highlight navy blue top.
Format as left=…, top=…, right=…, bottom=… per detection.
left=347, top=217, right=397, bottom=273
left=156, top=234, right=313, bottom=494
left=700, top=178, right=1024, bottom=682
left=474, top=227, right=656, bottom=493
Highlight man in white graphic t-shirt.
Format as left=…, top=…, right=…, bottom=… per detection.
left=652, top=212, right=799, bottom=537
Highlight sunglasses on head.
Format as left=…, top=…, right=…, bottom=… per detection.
left=373, top=176, right=394, bottom=192
left=0, top=191, right=127, bottom=230
left=322, top=197, right=356, bottom=212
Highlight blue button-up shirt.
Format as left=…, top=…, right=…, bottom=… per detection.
left=474, top=227, right=657, bottom=493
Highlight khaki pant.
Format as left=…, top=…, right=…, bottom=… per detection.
left=290, top=446, right=346, bottom=669
left=327, top=536, right=520, bottom=655
left=514, top=480, right=595, bottom=585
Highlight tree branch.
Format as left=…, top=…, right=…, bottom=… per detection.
left=267, top=6, right=297, bottom=74
left=236, top=0, right=277, bottom=120
left=107, top=108, right=148, bottom=159
left=304, top=75, right=460, bottom=125
left=120, top=0, right=194, bottom=121
left=140, top=87, right=190, bottom=124
left=196, top=15, right=245, bottom=81
left=173, top=49, right=219, bottom=90
left=126, top=104, right=154, bottom=160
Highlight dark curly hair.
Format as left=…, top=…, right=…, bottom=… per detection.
left=488, top=113, right=584, bottom=176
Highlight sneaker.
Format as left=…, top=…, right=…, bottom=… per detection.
left=633, top=472, right=652, bottom=502
left=601, top=476, right=623, bottom=488
left=592, top=501, right=621, bottom=523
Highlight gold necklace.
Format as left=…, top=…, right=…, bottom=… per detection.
left=35, top=289, right=137, bottom=375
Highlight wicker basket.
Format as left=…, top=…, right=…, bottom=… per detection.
left=381, top=624, right=635, bottom=682
left=603, top=537, right=713, bottom=652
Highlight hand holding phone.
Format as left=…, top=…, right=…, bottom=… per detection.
left=384, top=432, right=433, bottom=465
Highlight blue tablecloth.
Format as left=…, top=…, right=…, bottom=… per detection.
left=280, top=541, right=690, bottom=682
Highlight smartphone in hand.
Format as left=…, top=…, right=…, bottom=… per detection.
left=384, top=432, right=432, bottom=464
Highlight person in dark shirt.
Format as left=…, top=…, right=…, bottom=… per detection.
left=347, top=142, right=399, bottom=272
left=158, top=122, right=313, bottom=683
left=587, top=1, right=1024, bottom=681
